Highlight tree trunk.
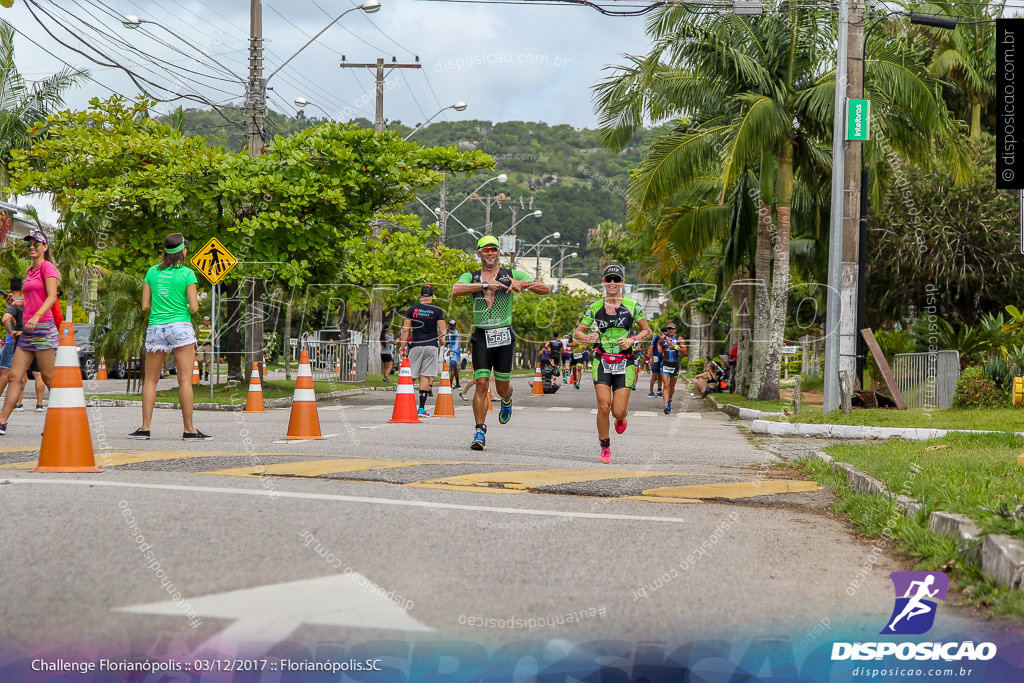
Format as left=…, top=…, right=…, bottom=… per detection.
left=732, top=274, right=753, bottom=395
left=283, top=289, right=294, bottom=381
left=747, top=203, right=773, bottom=398
left=758, top=143, right=796, bottom=401
left=224, top=281, right=243, bottom=382
left=971, top=101, right=981, bottom=140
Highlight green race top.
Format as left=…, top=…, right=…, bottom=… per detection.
left=145, top=264, right=198, bottom=326
left=579, top=297, right=646, bottom=351
left=457, top=267, right=534, bottom=329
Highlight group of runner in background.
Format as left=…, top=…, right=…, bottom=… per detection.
left=385, top=235, right=721, bottom=462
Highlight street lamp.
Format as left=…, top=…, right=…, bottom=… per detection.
left=121, top=15, right=246, bottom=83
left=515, top=232, right=561, bottom=278
left=264, top=1, right=381, bottom=85
left=404, top=102, right=468, bottom=141
left=499, top=210, right=542, bottom=237
left=294, top=97, right=334, bottom=120
left=552, top=251, right=578, bottom=292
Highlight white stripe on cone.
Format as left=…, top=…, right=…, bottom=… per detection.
left=399, top=366, right=412, bottom=378
left=55, top=346, right=78, bottom=367
left=439, top=385, right=452, bottom=395
left=47, top=387, right=86, bottom=409
left=292, top=388, right=316, bottom=402
left=249, top=384, right=262, bottom=393
left=298, top=365, right=312, bottom=377
left=396, top=385, right=415, bottom=394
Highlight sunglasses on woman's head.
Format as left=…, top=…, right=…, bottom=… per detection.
left=603, top=276, right=622, bottom=283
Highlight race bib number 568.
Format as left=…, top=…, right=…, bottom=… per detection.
left=484, top=326, right=512, bottom=348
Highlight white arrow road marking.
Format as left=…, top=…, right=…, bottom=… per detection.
left=117, top=574, right=432, bottom=654
left=545, top=407, right=574, bottom=412
left=361, top=405, right=388, bottom=411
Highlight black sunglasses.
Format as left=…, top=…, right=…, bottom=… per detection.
left=603, top=276, right=622, bottom=283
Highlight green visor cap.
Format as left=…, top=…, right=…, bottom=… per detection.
left=477, top=235, right=500, bottom=250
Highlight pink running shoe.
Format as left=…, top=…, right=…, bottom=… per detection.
left=614, top=418, right=627, bottom=434
left=599, top=447, right=611, bottom=463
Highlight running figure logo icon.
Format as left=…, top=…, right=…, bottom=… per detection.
left=881, top=571, right=949, bottom=635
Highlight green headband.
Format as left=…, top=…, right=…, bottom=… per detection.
left=165, top=242, right=186, bottom=254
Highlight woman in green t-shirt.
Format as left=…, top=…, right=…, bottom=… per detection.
left=129, top=233, right=211, bottom=441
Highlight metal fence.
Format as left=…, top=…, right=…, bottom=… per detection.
left=892, top=350, right=960, bottom=409
left=290, top=341, right=368, bottom=382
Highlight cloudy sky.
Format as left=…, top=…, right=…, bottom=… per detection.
left=8, top=0, right=653, bottom=129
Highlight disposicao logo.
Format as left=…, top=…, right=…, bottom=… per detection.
left=882, top=570, right=948, bottom=635
left=831, top=571, right=998, bottom=663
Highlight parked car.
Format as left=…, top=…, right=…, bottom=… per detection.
left=75, top=323, right=98, bottom=380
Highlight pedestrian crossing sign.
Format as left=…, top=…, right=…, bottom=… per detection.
left=190, top=237, right=237, bottom=284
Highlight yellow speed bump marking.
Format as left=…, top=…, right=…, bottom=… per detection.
left=640, top=480, right=822, bottom=500
left=0, top=450, right=291, bottom=471
left=408, top=469, right=695, bottom=492
left=203, top=458, right=483, bottom=478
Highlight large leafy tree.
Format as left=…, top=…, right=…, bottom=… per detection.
left=0, top=19, right=86, bottom=195
left=594, top=4, right=968, bottom=399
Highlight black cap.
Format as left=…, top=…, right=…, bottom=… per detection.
left=603, top=264, right=625, bottom=280
left=420, top=284, right=434, bottom=297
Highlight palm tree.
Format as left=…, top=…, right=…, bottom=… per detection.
left=94, top=271, right=147, bottom=390
left=594, top=4, right=968, bottom=399
left=0, top=20, right=87, bottom=195
left=911, top=0, right=999, bottom=139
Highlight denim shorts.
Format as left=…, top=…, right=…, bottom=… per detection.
left=0, top=338, right=15, bottom=369
left=146, top=322, right=197, bottom=353
left=18, top=321, right=58, bottom=351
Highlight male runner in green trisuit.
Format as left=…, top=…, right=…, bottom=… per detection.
left=451, top=235, right=550, bottom=450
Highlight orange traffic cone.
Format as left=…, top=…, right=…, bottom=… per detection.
left=334, top=356, right=341, bottom=378
left=433, top=369, right=456, bottom=418
left=531, top=362, right=544, bottom=395
left=96, top=357, right=108, bottom=381
left=284, top=349, right=323, bottom=439
left=262, top=355, right=267, bottom=378
left=244, top=362, right=265, bottom=413
left=348, top=347, right=357, bottom=381
left=35, top=323, right=100, bottom=473
left=192, top=359, right=200, bottom=385
left=388, top=357, right=421, bottom=423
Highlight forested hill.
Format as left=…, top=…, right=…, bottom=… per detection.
left=167, top=108, right=656, bottom=256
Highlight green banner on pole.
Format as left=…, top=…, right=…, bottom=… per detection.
left=846, top=99, right=870, bottom=141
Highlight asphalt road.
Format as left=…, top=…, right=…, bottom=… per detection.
left=0, top=373, right=1015, bottom=671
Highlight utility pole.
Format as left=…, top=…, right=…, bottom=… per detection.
left=243, top=0, right=265, bottom=381
left=438, top=175, right=447, bottom=245
left=840, top=0, right=865, bottom=390
left=823, top=0, right=850, bottom=414
left=469, top=192, right=507, bottom=234
left=339, top=56, right=421, bottom=375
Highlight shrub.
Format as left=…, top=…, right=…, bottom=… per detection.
left=953, top=366, right=1008, bottom=408
left=983, top=356, right=1014, bottom=393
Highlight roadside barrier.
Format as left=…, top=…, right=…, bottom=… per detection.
left=244, top=362, right=265, bottom=413
left=388, top=357, right=421, bottom=423
left=35, top=323, right=100, bottom=473
left=284, top=349, right=323, bottom=439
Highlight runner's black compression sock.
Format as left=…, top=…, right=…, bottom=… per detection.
left=419, top=390, right=428, bottom=409
left=600, top=438, right=611, bottom=448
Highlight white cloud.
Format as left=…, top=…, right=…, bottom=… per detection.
left=6, top=0, right=650, bottom=127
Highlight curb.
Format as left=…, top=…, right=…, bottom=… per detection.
left=704, top=398, right=1024, bottom=440
left=85, top=388, right=365, bottom=411
left=752, top=420, right=1024, bottom=440
left=808, top=450, right=1024, bottom=592
left=705, top=396, right=786, bottom=420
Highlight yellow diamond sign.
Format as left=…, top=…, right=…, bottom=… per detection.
left=190, top=238, right=237, bottom=285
